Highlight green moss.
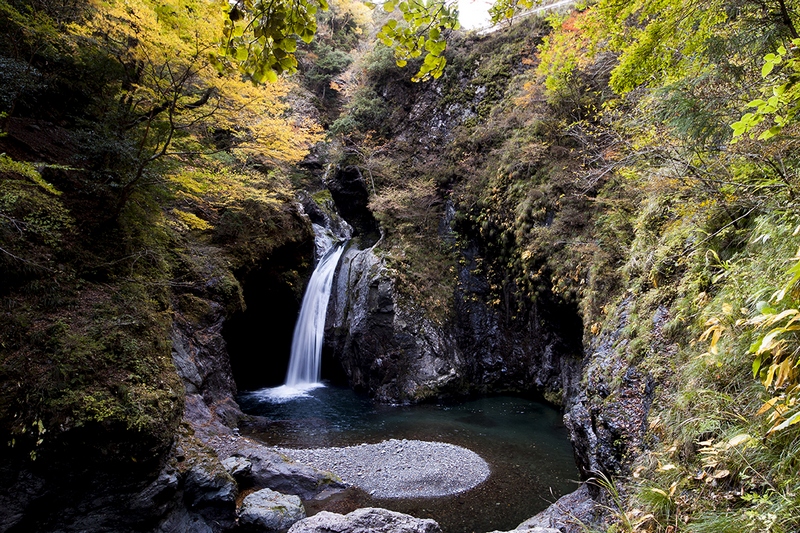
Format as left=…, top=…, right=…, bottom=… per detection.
left=0, top=154, right=61, bottom=196
left=312, top=188, right=333, bottom=205
left=176, top=294, right=213, bottom=323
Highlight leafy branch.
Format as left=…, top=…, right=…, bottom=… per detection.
left=217, top=0, right=328, bottom=82
left=732, top=38, right=800, bottom=141
left=372, top=0, right=459, bottom=82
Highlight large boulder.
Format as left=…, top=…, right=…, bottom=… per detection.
left=288, top=508, right=441, bottom=533
left=238, top=488, right=306, bottom=531
left=515, top=484, right=598, bottom=533
left=232, top=445, right=346, bottom=500
left=326, top=246, right=463, bottom=403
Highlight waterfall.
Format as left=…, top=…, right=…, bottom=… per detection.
left=252, top=236, right=346, bottom=402
left=285, top=241, right=346, bottom=388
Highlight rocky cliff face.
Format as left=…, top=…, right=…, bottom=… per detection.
left=325, top=240, right=584, bottom=404
left=564, top=299, right=665, bottom=479
left=453, top=244, right=584, bottom=402
left=327, top=246, right=464, bottom=402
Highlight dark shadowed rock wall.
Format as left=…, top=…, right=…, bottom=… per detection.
left=325, top=242, right=584, bottom=405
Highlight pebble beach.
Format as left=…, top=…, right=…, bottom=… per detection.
left=278, top=439, right=491, bottom=499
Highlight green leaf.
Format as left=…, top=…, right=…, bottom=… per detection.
left=763, top=61, right=775, bottom=77
left=300, top=28, right=315, bottom=43
left=384, top=0, right=396, bottom=12
left=236, top=46, right=248, bottom=61
left=752, top=354, right=763, bottom=377
left=758, top=126, right=782, bottom=140
left=281, top=38, right=297, bottom=52
left=252, top=69, right=266, bottom=83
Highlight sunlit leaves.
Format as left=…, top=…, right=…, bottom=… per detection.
left=732, top=39, right=800, bottom=142
left=219, top=0, right=458, bottom=83
left=600, top=0, right=728, bottom=95
left=81, top=0, right=320, bottom=165
left=536, top=11, right=598, bottom=103
left=488, top=0, right=538, bottom=26
left=743, top=255, right=800, bottom=435
left=373, top=0, right=459, bottom=82
left=218, top=0, right=329, bottom=82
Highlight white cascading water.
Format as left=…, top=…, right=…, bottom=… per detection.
left=285, top=242, right=346, bottom=388
left=256, top=236, right=346, bottom=402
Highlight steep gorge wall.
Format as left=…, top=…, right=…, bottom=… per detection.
left=323, top=22, right=586, bottom=406
left=325, top=241, right=584, bottom=405
left=322, top=18, right=656, bottom=488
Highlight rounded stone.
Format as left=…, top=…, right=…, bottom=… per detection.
left=238, top=488, right=306, bottom=531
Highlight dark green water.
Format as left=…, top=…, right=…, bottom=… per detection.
left=238, top=386, right=579, bottom=533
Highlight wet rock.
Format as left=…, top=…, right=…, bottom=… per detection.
left=130, top=469, right=180, bottom=515
left=185, top=464, right=237, bottom=507
left=238, top=488, right=306, bottom=531
left=516, top=484, right=598, bottom=533
left=156, top=506, right=215, bottom=533
left=172, top=295, right=243, bottom=441
left=233, top=446, right=346, bottom=500
left=563, top=299, right=661, bottom=478
left=0, top=466, right=45, bottom=531
left=183, top=462, right=237, bottom=527
left=299, top=193, right=353, bottom=258
left=453, top=243, right=584, bottom=402
left=288, top=507, right=441, bottom=533
left=327, top=246, right=463, bottom=403
left=327, top=166, right=380, bottom=246
left=328, top=239, right=584, bottom=405
left=221, top=456, right=252, bottom=481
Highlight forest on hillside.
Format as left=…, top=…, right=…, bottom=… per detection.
left=2, top=0, right=800, bottom=531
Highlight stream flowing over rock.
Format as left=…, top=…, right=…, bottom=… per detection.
left=0, top=8, right=688, bottom=532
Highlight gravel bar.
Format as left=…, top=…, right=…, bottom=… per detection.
left=278, top=439, right=490, bottom=499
